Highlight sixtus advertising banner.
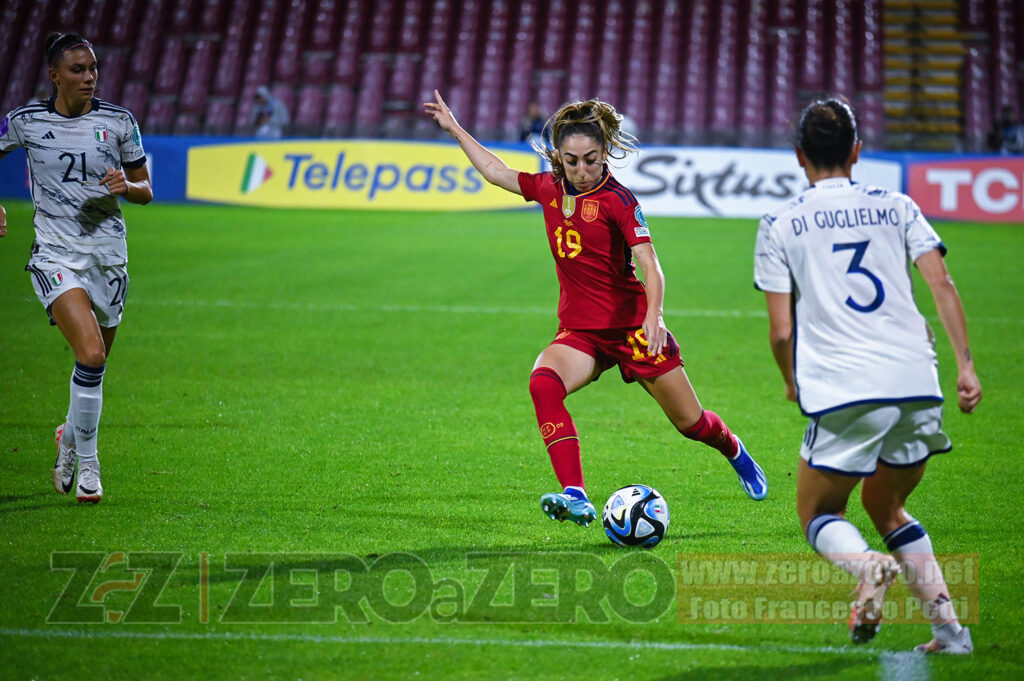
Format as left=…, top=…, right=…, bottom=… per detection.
left=186, top=140, right=541, bottom=210
left=610, top=147, right=903, bottom=218
left=907, top=157, right=1024, bottom=223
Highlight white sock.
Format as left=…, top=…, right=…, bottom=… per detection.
left=70, top=362, right=104, bottom=464
left=885, top=518, right=962, bottom=631
left=63, top=406, right=76, bottom=448
left=806, top=514, right=874, bottom=580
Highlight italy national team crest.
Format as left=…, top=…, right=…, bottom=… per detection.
left=561, top=194, right=576, bottom=218
left=48, top=269, right=64, bottom=287
left=582, top=199, right=600, bottom=222
left=94, top=125, right=108, bottom=142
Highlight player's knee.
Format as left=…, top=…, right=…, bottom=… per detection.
left=77, top=344, right=107, bottom=368
left=529, top=367, right=566, bottom=403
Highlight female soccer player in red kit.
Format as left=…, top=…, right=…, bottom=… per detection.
left=424, top=91, right=767, bottom=526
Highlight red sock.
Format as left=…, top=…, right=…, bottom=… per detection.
left=529, top=368, right=584, bottom=489
left=680, top=409, right=739, bottom=458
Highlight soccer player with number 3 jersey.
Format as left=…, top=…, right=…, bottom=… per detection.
left=0, top=32, right=152, bottom=504
left=425, top=90, right=767, bottom=529
left=755, top=99, right=981, bottom=653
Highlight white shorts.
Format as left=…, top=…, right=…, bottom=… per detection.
left=800, top=401, right=951, bottom=476
left=26, top=254, right=129, bottom=328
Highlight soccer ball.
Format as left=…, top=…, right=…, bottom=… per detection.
left=602, top=484, right=670, bottom=548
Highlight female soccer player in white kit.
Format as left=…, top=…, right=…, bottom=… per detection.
left=754, top=99, right=981, bottom=653
left=0, top=32, right=152, bottom=503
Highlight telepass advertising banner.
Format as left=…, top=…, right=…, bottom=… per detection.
left=907, top=158, right=1024, bottom=223
left=186, top=140, right=541, bottom=210
left=609, top=147, right=904, bottom=218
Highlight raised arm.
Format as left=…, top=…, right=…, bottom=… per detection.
left=423, top=90, right=523, bottom=195
left=764, top=291, right=797, bottom=402
left=915, top=248, right=982, bottom=413
left=631, top=242, right=669, bottom=356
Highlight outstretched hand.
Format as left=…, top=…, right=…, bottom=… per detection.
left=423, top=90, right=460, bottom=136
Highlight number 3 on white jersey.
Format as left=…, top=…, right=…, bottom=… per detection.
left=832, top=240, right=886, bottom=313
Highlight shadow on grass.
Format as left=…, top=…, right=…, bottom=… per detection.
left=654, top=660, right=879, bottom=680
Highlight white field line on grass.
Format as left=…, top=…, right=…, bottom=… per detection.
left=0, top=626, right=896, bottom=659
left=126, top=298, right=1024, bottom=326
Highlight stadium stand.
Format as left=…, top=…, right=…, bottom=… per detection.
left=0, top=0, right=1020, bottom=151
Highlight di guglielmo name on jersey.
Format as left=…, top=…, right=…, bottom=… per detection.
left=186, top=140, right=541, bottom=211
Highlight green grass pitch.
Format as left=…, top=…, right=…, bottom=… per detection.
left=0, top=199, right=1022, bottom=680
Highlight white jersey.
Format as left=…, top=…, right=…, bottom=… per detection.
left=754, top=177, right=946, bottom=415
left=0, top=97, right=146, bottom=268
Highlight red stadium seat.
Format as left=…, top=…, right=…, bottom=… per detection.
left=859, top=0, right=883, bottom=92
left=539, top=0, right=569, bottom=70
left=119, top=81, right=149, bottom=122
left=681, top=0, right=711, bottom=140
left=274, top=0, right=309, bottom=83
left=293, top=85, right=326, bottom=136
left=831, top=0, right=856, bottom=96
left=334, top=1, right=369, bottom=84
left=129, top=0, right=167, bottom=79
left=963, top=47, right=992, bottom=150
left=354, top=57, right=388, bottom=135
left=309, top=0, right=340, bottom=51
left=173, top=112, right=202, bottom=135
left=203, top=97, right=235, bottom=135
left=739, top=0, right=769, bottom=146
left=367, top=0, right=397, bottom=53
left=398, top=0, right=426, bottom=52
left=108, top=0, right=141, bottom=47
left=145, top=96, right=176, bottom=134
left=97, top=50, right=128, bottom=104
left=197, top=0, right=227, bottom=33
left=800, top=0, right=826, bottom=92
left=152, top=36, right=187, bottom=95
left=768, top=28, right=797, bottom=145
left=179, top=39, right=217, bottom=113
left=169, top=0, right=196, bottom=33
left=324, top=84, right=356, bottom=137
left=81, top=0, right=114, bottom=45
left=389, top=54, right=420, bottom=103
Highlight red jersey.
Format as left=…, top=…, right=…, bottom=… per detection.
left=518, top=167, right=652, bottom=330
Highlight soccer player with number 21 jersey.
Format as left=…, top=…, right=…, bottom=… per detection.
left=756, top=99, right=981, bottom=653
left=425, top=90, right=767, bottom=528
left=0, top=32, right=152, bottom=504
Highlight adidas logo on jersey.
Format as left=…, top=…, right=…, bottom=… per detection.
left=42, top=130, right=55, bottom=139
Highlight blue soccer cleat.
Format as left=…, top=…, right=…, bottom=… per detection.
left=540, top=489, right=597, bottom=527
left=730, top=437, right=768, bottom=500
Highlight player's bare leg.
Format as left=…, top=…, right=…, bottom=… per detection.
left=641, top=368, right=767, bottom=500
left=862, top=463, right=972, bottom=653
left=798, top=461, right=899, bottom=644
left=532, top=344, right=600, bottom=526
left=50, top=289, right=112, bottom=503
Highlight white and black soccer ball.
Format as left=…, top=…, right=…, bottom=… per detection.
left=602, top=484, right=670, bottom=548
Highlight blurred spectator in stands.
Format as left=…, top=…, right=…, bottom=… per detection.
left=519, top=102, right=545, bottom=143
left=253, top=86, right=290, bottom=138
left=998, top=105, right=1023, bottom=154
left=986, top=118, right=1003, bottom=153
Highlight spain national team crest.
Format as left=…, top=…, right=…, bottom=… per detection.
left=582, top=199, right=600, bottom=222
left=94, top=125, right=108, bottom=142
left=561, top=194, right=576, bottom=218
left=48, top=269, right=64, bottom=287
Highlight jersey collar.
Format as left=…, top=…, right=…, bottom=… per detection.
left=46, top=96, right=101, bottom=118
left=560, top=165, right=610, bottom=197
left=811, top=177, right=852, bottom=190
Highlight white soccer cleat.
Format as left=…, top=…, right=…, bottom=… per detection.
left=76, top=458, right=103, bottom=504
left=915, top=626, right=973, bottom=655
left=849, top=552, right=900, bottom=644
left=52, top=423, right=76, bottom=494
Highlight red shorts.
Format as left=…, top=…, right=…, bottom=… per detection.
left=551, top=327, right=684, bottom=383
